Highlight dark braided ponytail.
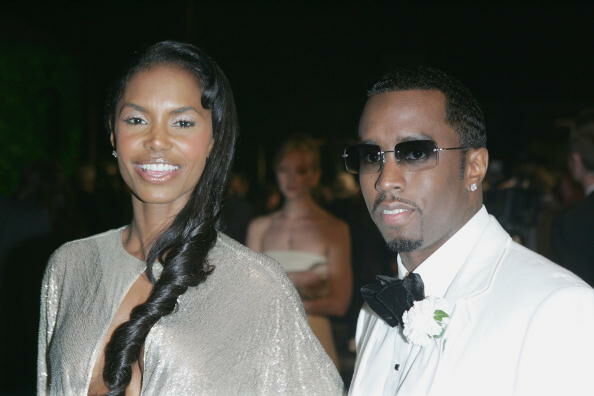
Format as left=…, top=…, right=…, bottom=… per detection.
left=102, top=41, right=238, bottom=395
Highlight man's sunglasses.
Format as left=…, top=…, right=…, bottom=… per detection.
left=342, top=140, right=467, bottom=174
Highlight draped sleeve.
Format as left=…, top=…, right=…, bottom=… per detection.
left=250, top=253, right=343, bottom=394
left=37, top=250, right=63, bottom=395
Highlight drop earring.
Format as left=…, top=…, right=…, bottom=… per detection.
left=112, top=150, right=118, bottom=158
left=469, top=183, right=477, bottom=192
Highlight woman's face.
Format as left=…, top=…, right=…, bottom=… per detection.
left=111, top=65, right=213, bottom=211
left=275, top=149, right=320, bottom=200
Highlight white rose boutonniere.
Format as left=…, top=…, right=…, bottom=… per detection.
left=402, top=296, right=451, bottom=347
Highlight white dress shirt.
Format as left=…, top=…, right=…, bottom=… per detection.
left=349, top=206, right=490, bottom=396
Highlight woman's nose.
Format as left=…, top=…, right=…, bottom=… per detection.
left=144, top=124, right=172, bottom=152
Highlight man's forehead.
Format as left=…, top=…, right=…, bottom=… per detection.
left=358, top=132, right=435, bottom=145
left=358, top=89, right=452, bottom=145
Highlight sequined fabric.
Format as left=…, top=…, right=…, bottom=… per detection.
left=38, top=229, right=343, bottom=395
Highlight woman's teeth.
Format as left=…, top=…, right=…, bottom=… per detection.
left=139, top=163, right=179, bottom=171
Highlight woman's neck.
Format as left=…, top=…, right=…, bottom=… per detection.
left=123, top=199, right=183, bottom=260
left=281, top=194, right=320, bottom=219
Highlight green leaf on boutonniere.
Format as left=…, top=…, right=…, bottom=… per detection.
left=434, top=309, right=449, bottom=322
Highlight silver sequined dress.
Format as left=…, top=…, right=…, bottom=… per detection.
left=38, top=228, right=343, bottom=395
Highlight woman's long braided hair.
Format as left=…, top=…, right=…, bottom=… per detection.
left=102, top=41, right=238, bottom=395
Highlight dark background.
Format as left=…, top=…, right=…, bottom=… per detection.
left=0, top=1, right=593, bottom=393
left=1, top=0, right=593, bottom=193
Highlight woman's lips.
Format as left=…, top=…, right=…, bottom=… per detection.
left=134, top=162, right=181, bottom=183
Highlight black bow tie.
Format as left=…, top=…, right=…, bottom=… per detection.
left=361, top=273, right=425, bottom=327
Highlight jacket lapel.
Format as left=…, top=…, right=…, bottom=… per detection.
left=428, top=216, right=512, bottom=391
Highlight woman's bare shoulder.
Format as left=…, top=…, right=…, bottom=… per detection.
left=317, top=208, right=348, bottom=231
left=246, top=212, right=282, bottom=249
left=248, top=212, right=278, bottom=230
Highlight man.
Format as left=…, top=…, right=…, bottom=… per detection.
left=551, top=110, right=594, bottom=285
left=345, top=67, right=594, bottom=396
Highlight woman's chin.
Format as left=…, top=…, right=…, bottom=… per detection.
left=130, top=190, right=192, bottom=208
left=283, top=190, right=308, bottom=201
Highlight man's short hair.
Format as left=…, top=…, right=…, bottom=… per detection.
left=571, top=109, right=594, bottom=172
left=368, top=66, right=487, bottom=148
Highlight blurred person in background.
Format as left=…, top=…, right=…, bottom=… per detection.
left=483, top=162, right=547, bottom=249
left=38, top=41, right=342, bottom=395
left=247, top=135, right=353, bottom=368
left=219, top=172, right=254, bottom=244
left=327, top=169, right=392, bottom=374
left=551, top=109, right=594, bottom=285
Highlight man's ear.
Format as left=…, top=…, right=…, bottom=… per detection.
left=465, top=147, right=489, bottom=189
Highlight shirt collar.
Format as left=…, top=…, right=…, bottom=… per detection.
left=397, top=205, right=490, bottom=298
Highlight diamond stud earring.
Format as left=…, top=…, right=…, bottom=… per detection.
left=470, top=183, right=477, bottom=192
left=112, top=150, right=118, bottom=158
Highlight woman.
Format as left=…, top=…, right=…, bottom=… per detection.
left=37, top=42, right=342, bottom=395
left=247, top=136, right=352, bottom=367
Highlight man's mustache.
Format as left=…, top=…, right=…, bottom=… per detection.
left=372, top=192, right=422, bottom=214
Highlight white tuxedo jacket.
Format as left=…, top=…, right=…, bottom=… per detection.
left=350, top=216, right=594, bottom=396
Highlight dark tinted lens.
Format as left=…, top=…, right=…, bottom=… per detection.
left=360, top=145, right=382, bottom=166
left=343, top=144, right=382, bottom=174
left=343, top=145, right=360, bottom=174
left=395, top=140, right=437, bottom=164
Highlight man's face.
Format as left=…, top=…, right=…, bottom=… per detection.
left=358, top=89, right=474, bottom=265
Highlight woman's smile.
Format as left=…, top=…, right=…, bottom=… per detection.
left=133, top=159, right=181, bottom=184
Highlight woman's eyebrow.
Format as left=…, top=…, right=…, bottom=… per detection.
left=171, top=106, right=199, bottom=114
left=120, top=102, right=147, bottom=113
left=119, top=103, right=200, bottom=115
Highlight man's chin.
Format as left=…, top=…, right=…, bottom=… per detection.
left=387, top=238, right=422, bottom=254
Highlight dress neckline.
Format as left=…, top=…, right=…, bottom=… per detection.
left=115, top=226, right=147, bottom=266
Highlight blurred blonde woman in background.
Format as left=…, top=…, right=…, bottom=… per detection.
left=247, top=135, right=352, bottom=367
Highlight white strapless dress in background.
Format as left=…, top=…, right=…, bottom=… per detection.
left=265, top=250, right=339, bottom=367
